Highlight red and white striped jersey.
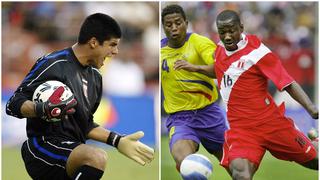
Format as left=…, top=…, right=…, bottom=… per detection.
left=214, top=34, right=294, bottom=128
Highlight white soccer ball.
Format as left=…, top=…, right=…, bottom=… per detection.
left=180, top=154, right=213, bottom=180
left=32, top=80, right=73, bottom=103
left=32, top=80, right=73, bottom=121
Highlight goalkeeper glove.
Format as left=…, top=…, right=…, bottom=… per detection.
left=35, top=86, right=77, bottom=122
left=106, top=131, right=154, bottom=166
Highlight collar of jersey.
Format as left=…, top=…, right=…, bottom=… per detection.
left=218, top=33, right=248, bottom=56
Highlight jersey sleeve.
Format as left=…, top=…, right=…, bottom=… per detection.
left=6, top=57, right=63, bottom=118
left=192, top=33, right=216, bottom=65
left=256, top=52, right=294, bottom=91
left=85, top=114, right=100, bottom=136
left=86, top=70, right=103, bottom=135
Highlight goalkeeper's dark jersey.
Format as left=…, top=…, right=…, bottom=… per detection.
left=6, top=47, right=101, bottom=143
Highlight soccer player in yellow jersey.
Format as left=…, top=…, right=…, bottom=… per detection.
left=161, top=4, right=228, bottom=175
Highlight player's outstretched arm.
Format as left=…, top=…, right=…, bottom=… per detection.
left=284, top=81, right=318, bottom=119
left=88, top=127, right=155, bottom=166
left=174, top=60, right=216, bottom=78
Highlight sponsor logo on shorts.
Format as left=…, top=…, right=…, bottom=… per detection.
left=169, top=126, right=175, bottom=140
left=61, top=141, right=74, bottom=145
left=295, top=136, right=306, bottom=148
left=305, top=146, right=311, bottom=153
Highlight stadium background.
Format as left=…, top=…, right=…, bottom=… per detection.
left=160, top=1, right=318, bottom=180
left=2, top=2, right=159, bottom=180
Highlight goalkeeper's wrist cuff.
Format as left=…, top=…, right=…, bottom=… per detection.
left=106, top=131, right=122, bottom=148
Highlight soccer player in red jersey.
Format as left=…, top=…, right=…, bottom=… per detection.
left=214, top=10, right=318, bottom=179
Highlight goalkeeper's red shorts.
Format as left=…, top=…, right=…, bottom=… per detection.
left=220, top=116, right=317, bottom=169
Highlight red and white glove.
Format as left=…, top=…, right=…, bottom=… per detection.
left=35, top=86, right=77, bottom=122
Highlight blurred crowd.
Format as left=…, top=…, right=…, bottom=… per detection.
left=2, top=2, right=318, bottom=100
left=2, top=2, right=159, bottom=96
left=162, top=1, right=318, bottom=100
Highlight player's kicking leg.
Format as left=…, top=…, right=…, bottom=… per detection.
left=229, top=158, right=257, bottom=180
left=198, top=124, right=226, bottom=162
left=267, top=120, right=318, bottom=171
left=220, top=128, right=265, bottom=180
left=66, top=144, right=107, bottom=179
left=167, top=102, right=227, bottom=173
left=300, top=128, right=319, bottom=170
left=171, top=139, right=199, bottom=171
left=301, top=155, right=318, bottom=170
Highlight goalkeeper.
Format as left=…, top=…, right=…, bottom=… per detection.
left=6, top=13, right=154, bottom=180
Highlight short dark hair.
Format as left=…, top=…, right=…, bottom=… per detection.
left=78, top=13, right=122, bottom=45
left=161, top=4, right=186, bottom=24
left=216, top=10, right=241, bottom=25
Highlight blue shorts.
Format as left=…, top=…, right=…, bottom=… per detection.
left=166, top=102, right=228, bottom=153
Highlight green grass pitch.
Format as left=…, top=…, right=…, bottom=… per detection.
left=2, top=146, right=159, bottom=180
left=2, top=137, right=318, bottom=180
left=161, top=136, right=318, bottom=180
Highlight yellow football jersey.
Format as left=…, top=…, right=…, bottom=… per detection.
left=161, top=33, right=219, bottom=114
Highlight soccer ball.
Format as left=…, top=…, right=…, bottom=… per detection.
left=32, top=80, right=73, bottom=103
left=32, top=80, right=73, bottom=121
left=180, top=154, right=213, bottom=180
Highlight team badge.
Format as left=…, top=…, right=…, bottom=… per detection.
left=237, top=59, right=245, bottom=69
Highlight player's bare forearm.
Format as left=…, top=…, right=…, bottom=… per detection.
left=174, top=60, right=215, bottom=78
left=20, top=100, right=37, bottom=118
left=285, top=81, right=318, bottom=119
left=87, top=126, right=110, bottom=143
left=194, top=64, right=216, bottom=78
